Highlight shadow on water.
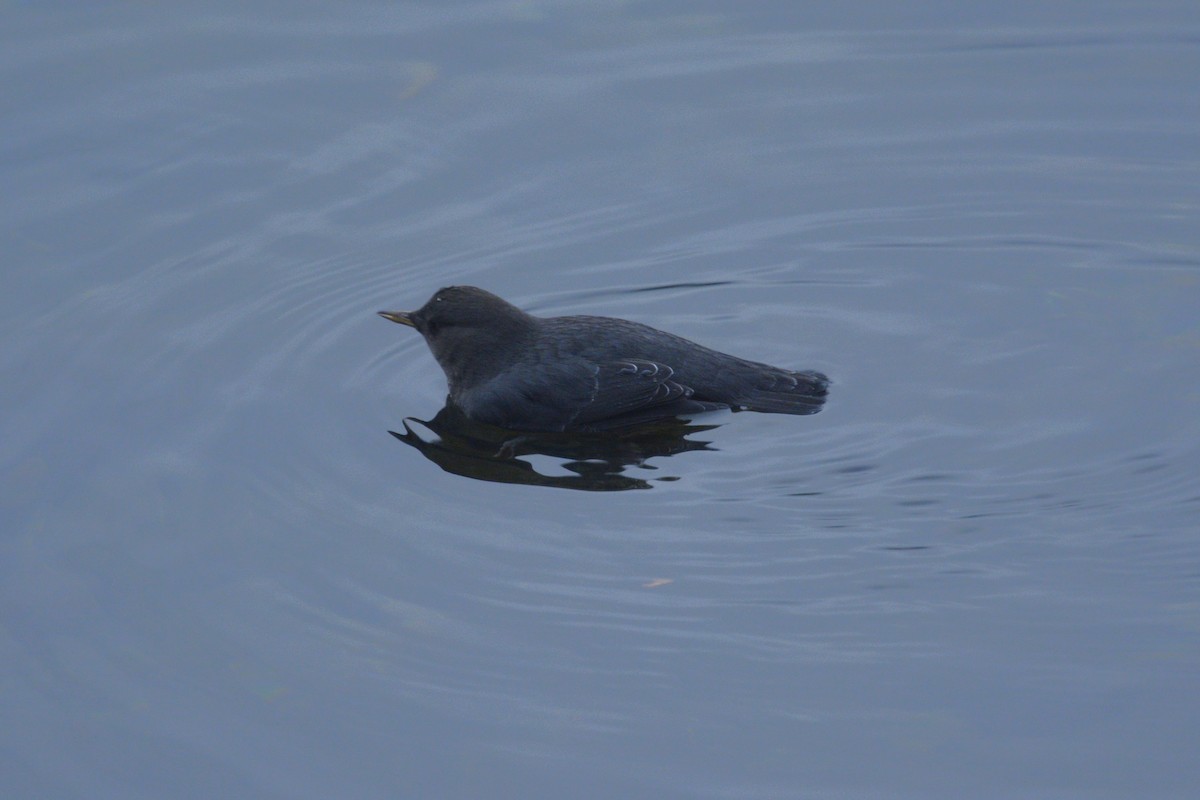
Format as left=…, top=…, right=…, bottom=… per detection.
left=389, top=402, right=719, bottom=491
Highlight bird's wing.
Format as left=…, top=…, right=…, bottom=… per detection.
left=461, top=357, right=694, bottom=431
left=569, top=359, right=693, bottom=426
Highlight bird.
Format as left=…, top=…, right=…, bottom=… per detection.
left=378, top=286, right=829, bottom=432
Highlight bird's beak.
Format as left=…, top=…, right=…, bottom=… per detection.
left=377, top=310, right=416, bottom=327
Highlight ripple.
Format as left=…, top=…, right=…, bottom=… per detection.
left=5, top=7, right=1199, bottom=794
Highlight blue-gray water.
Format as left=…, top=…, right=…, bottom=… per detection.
left=3, top=3, right=1199, bottom=798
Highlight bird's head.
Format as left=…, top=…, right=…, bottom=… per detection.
left=378, top=286, right=535, bottom=390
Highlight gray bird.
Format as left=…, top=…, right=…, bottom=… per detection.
left=378, top=286, right=829, bottom=432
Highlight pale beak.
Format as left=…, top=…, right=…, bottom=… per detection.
left=377, top=310, right=416, bottom=327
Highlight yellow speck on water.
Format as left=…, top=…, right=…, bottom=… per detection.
left=642, top=578, right=673, bottom=589
left=262, top=686, right=290, bottom=702
left=396, top=62, right=438, bottom=102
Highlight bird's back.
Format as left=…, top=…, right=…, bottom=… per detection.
left=535, top=314, right=829, bottom=416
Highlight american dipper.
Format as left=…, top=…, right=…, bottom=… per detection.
left=378, top=286, right=829, bottom=432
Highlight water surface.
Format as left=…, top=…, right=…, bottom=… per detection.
left=3, top=3, right=1199, bottom=798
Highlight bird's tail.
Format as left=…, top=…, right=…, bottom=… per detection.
left=736, top=370, right=830, bottom=416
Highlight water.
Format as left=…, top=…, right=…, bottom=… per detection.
left=3, top=3, right=1199, bottom=798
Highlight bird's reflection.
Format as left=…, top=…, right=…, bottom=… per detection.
left=389, top=402, right=718, bottom=491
